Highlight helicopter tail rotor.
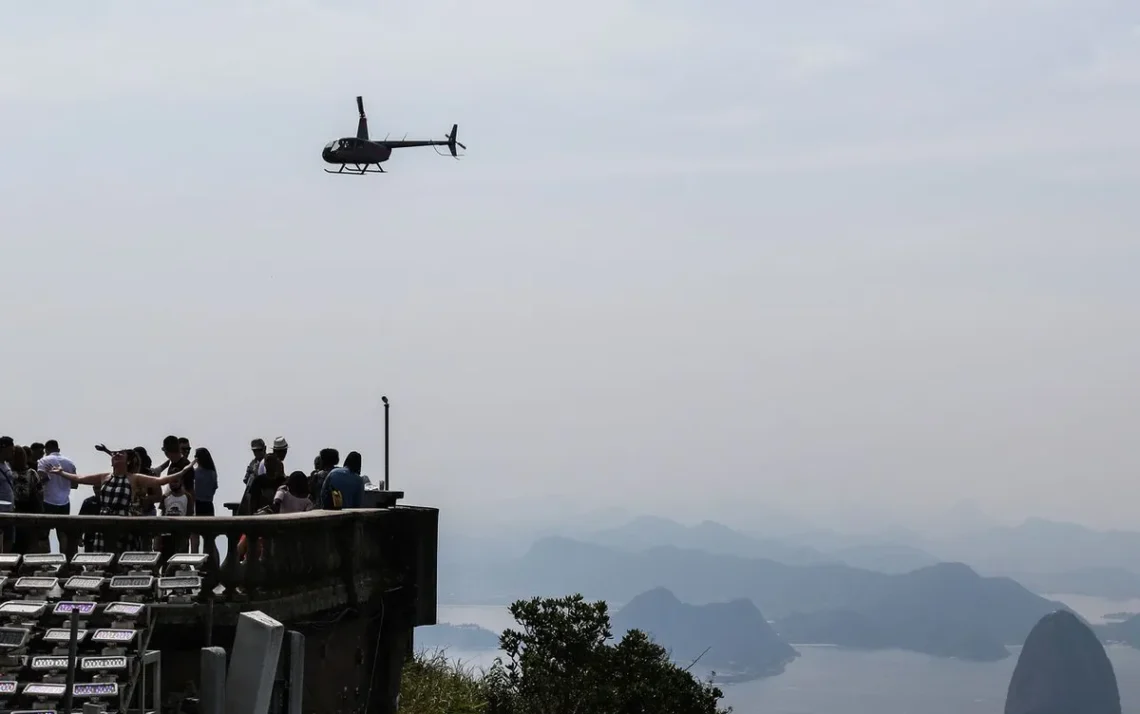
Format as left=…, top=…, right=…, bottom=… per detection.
left=447, top=124, right=466, bottom=158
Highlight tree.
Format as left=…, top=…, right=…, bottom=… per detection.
left=484, top=594, right=731, bottom=714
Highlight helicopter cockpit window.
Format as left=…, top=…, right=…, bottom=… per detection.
left=340, top=139, right=351, bottom=149
left=325, top=140, right=338, bottom=151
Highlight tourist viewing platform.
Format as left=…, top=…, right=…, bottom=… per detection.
left=0, top=503, right=439, bottom=713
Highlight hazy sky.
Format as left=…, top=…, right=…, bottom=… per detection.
left=3, top=1, right=1139, bottom=531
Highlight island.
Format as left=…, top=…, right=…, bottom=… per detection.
left=415, top=623, right=501, bottom=651
left=611, top=587, right=798, bottom=682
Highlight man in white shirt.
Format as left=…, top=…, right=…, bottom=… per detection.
left=37, top=439, right=77, bottom=555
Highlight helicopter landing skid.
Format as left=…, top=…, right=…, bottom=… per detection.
left=325, top=164, right=385, bottom=175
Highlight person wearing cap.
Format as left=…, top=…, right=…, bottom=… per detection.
left=256, top=437, right=288, bottom=480
left=245, top=439, right=267, bottom=485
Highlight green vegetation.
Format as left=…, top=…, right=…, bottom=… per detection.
left=402, top=594, right=731, bottom=714
left=399, top=651, right=490, bottom=714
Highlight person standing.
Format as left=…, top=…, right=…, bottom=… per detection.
left=190, top=447, right=219, bottom=557
left=10, top=446, right=45, bottom=554
left=159, top=435, right=194, bottom=496
left=255, top=437, right=288, bottom=481
left=0, top=437, right=16, bottom=552
left=320, top=451, right=366, bottom=510
left=308, top=448, right=340, bottom=506
left=240, top=438, right=267, bottom=515
left=36, top=439, right=77, bottom=555
left=192, top=447, right=219, bottom=517
left=159, top=476, right=194, bottom=559
left=51, top=451, right=188, bottom=554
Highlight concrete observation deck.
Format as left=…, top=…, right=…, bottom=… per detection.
left=0, top=498, right=438, bottom=714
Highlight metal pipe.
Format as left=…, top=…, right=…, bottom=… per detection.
left=381, top=396, right=390, bottom=491
left=63, top=607, right=79, bottom=712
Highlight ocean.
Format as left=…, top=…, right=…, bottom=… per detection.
left=433, top=595, right=1140, bottom=714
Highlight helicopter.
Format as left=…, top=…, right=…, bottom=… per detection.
left=322, top=96, right=466, bottom=174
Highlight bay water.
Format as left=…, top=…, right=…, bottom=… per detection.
left=434, top=595, right=1140, bottom=714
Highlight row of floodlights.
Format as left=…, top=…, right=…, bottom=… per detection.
left=2, top=574, right=202, bottom=593
left=0, top=552, right=208, bottom=572
left=0, top=679, right=120, bottom=698
left=0, top=626, right=138, bottom=649
left=29, top=655, right=128, bottom=672
left=0, top=600, right=144, bottom=621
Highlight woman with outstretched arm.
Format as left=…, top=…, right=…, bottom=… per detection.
left=51, top=450, right=192, bottom=553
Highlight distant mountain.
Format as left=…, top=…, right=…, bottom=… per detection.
left=589, top=516, right=947, bottom=574
left=612, top=587, right=797, bottom=682
left=1005, top=610, right=1121, bottom=714
left=414, top=623, right=501, bottom=652
left=587, top=516, right=835, bottom=566
left=929, top=518, right=1140, bottom=577
left=1005, top=566, right=1140, bottom=600
left=465, top=538, right=1062, bottom=660
left=824, top=543, right=941, bottom=574
left=776, top=563, right=1055, bottom=661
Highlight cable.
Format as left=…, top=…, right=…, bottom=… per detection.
left=362, top=597, right=386, bottom=714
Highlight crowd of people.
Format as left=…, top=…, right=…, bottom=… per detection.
left=0, top=434, right=372, bottom=554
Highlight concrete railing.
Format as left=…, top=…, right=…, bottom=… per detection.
left=0, top=506, right=438, bottom=627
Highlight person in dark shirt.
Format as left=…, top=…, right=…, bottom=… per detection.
left=249, top=453, right=285, bottom=513
left=160, top=435, right=194, bottom=499
left=308, top=448, right=340, bottom=506
left=245, top=438, right=266, bottom=485
left=320, top=451, right=365, bottom=510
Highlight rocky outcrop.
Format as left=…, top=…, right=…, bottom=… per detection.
left=1005, top=610, right=1120, bottom=714
left=612, top=587, right=798, bottom=681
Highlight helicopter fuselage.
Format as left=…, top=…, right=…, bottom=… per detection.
left=323, top=137, right=392, bottom=166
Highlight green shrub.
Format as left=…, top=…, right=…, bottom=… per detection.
left=400, top=649, right=489, bottom=714
left=402, top=594, right=731, bottom=714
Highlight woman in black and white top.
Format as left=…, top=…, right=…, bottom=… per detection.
left=53, top=450, right=190, bottom=553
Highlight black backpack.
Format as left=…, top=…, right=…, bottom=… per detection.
left=12, top=470, right=43, bottom=513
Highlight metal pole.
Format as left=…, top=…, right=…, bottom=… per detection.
left=381, top=396, right=389, bottom=491
left=64, top=607, right=79, bottom=712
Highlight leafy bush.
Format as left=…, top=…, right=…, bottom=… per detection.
left=402, top=594, right=731, bottom=714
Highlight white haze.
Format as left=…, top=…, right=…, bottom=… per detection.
left=2, top=1, right=1140, bottom=532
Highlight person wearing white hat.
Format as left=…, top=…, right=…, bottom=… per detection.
left=256, top=437, right=288, bottom=479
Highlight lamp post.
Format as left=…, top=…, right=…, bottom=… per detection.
left=381, top=396, right=389, bottom=491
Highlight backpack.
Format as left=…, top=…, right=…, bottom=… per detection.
left=308, top=469, right=327, bottom=503
left=13, top=470, right=43, bottom=513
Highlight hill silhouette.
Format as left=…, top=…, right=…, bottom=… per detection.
left=611, top=587, right=797, bottom=681
left=933, top=517, right=1140, bottom=577
left=588, top=516, right=835, bottom=566
left=777, top=562, right=1044, bottom=660
left=415, top=623, right=500, bottom=651
left=470, top=538, right=1063, bottom=660
left=1005, top=610, right=1121, bottom=714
